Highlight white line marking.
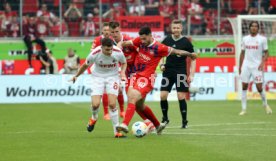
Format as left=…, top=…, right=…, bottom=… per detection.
left=163, top=132, right=276, bottom=137
left=166, top=122, right=272, bottom=129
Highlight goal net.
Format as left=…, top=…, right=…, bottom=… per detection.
left=228, top=15, right=276, bottom=99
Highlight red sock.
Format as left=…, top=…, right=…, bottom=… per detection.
left=142, top=105, right=160, bottom=127
left=102, top=93, right=109, bottom=115
left=117, top=94, right=124, bottom=112
left=136, top=109, right=147, bottom=120
left=122, top=103, right=136, bottom=126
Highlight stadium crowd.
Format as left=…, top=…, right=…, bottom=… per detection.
left=1, top=0, right=276, bottom=37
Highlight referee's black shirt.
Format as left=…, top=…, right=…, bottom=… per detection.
left=162, top=35, right=194, bottom=73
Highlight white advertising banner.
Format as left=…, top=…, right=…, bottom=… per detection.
left=1, top=73, right=275, bottom=103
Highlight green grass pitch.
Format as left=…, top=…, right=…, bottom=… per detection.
left=0, top=100, right=275, bottom=161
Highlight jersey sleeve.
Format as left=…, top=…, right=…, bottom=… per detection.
left=185, top=39, right=195, bottom=53
left=262, top=37, right=268, bottom=51
left=85, top=52, right=96, bottom=65
left=131, top=37, right=141, bottom=47
left=118, top=51, right=127, bottom=64
left=158, top=44, right=172, bottom=57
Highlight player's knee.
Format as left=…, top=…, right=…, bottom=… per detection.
left=91, top=104, right=100, bottom=109
left=177, top=93, right=186, bottom=100
left=242, top=84, right=248, bottom=90
left=91, top=101, right=100, bottom=108
left=160, top=94, right=168, bottom=100
left=108, top=102, right=116, bottom=109
left=257, top=87, right=263, bottom=93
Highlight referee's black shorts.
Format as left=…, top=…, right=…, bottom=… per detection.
left=160, top=70, right=189, bottom=92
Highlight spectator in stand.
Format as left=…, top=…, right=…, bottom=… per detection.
left=6, top=16, right=19, bottom=37
left=23, top=16, right=47, bottom=68
left=64, top=2, right=82, bottom=36
left=269, top=0, right=276, bottom=14
left=0, top=3, right=18, bottom=36
left=0, top=14, right=5, bottom=36
left=81, top=13, right=96, bottom=37
left=128, top=0, right=145, bottom=16
left=102, top=2, right=127, bottom=21
left=1, top=3, right=17, bottom=21
left=187, top=0, right=203, bottom=35
left=36, top=3, right=55, bottom=21
left=159, top=0, right=175, bottom=34
left=71, top=0, right=85, bottom=14
left=89, top=7, right=101, bottom=35
left=225, top=0, right=249, bottom=14
left=50, top=17, right=68, bottom=37
left=63, top=48, right=80, bottom=74
left=39, top=49, right=58, bottom=74
left=36, top=15, right=53, bottom=37
left=144, top=0, right=160, bottom=15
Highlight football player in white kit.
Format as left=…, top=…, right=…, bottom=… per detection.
left=70, top=38, right=127, bottom=138
left=239, top=21, right=272, bottom=115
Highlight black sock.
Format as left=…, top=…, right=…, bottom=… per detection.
left=179, top=99, right=187, bottom=123
left=160, top=100, right=168, bottom=120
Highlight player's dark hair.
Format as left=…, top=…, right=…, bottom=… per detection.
left=172, top=19, right=182, bottom=25
left=103, top=22, right=109, bottom=27
left=109, top=21, right=120, bottom=29
left=139, top=26, right=151, bottom=35
left=249, top=21, right=259, bottom=29
left=101, top=38, right=113, bottom=47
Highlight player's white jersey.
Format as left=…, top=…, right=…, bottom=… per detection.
left=241, top=34, right=268, bottom=68
left=86, top=46, right=126, bottom=77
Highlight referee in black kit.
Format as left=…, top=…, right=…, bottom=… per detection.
left=160, top=20, right=196, bottom=128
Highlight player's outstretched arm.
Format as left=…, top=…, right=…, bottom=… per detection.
left=171, top=48, right=197, bottom=59
left=69, top=63, right=89, bottom=83
left=239, top=50, right=245, bottom=75
left=121, top=40, right=133, bottom=48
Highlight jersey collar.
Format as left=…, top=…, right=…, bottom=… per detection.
left=147, top=38, right=156, bottom=47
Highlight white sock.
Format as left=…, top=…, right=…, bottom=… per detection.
left=91, top=107, right=99, bottom=120
left=241, top=90, right=247, bottom=111
left=109, top=108, right=119, bottom=135
left=259, top=90, right=268, bottom=107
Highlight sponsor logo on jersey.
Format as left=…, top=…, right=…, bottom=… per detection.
left=99, top=64, right=116, bottom=68
left=139, top=53, right=151, bottom=62
left=245, top=45, right=258, bottom=50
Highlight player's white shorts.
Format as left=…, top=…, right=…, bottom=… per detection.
left=240, top=66, right=263, bottom=83
left=90, top=75, right=120, bottom=96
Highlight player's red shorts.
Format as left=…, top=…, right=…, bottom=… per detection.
left=127, top=74, right=156, bottom=98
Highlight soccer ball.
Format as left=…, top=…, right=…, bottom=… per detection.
left=131, top=121, right=148, bottom=138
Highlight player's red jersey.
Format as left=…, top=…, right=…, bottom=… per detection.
left=131, top=37, right=172, bottom=77
left=113, top=34, right=138, bottom=76
left=91, top=35, right=104, bottom=50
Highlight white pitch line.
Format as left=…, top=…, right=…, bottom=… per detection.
left=166, top=122, right=272, bottom=129
left=163, top=132, right=276, bottom=137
